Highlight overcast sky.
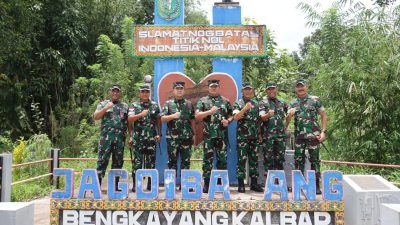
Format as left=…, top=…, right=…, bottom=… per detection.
left=198, top=0, right=375, bottom=52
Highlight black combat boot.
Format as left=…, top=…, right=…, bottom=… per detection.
left=250, top=178, right=264, bottom=192
left=147, top=177, right=152, bottom=191
left=238, top=178, right=245, bottom=193
left=316, top=178, right=322, bottom=195
left=115, top=177, right=122, bottom=192
left=203, top=178, right=210, bottom=193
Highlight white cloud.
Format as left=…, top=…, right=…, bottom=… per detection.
left=197, top=0, right=375, bottom=52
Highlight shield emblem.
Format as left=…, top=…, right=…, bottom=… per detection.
left=157, top=0, right=181, bottom=21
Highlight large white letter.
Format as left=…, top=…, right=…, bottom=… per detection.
left=112, top=211, right=128, bottom=225
left=250, top=212, right=263, bottom=225
left=314, top=212, right=331, bottom=225
left=195, top=211, right=211, bottom=225
left=280, top=212, right=296, bottom=225
left=179, top=211, right=194, bottom=225
left=96, top=211, right=111, bottom=225
left=79, top=210, right=94, bottom=225
left=147, top=211, right=161, bottom=225
left=163, top=211, right=177, bottom=225
left=128, top=211, right=143, bottom=225
left=298, top=212, right=312, bottom=225
left=232, top=211, right=247, bottom=225
left=212, top=212, right=228, bottom=225
left=63, top=210, right=78, bottom=225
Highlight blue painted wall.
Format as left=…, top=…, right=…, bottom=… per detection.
left=154, top=0, right=185, bottom=183
left=212, top=4, right=242, bottom=184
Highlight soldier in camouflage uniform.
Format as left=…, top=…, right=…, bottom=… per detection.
left=128, top=84, right=161, bottom=192
left=285, top=79, right=327, bottom=194
left=161, top=81, right=195, bottom=185
left=93, top=84, right=128, bottom=191
left=259, top=82, right=289, bottom=179
left=195, top=79, right=233, bottom=193
left=233, top=82, right=263, bottom=193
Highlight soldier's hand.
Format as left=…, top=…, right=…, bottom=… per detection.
left=289, top=108, right=296, bottom=116
left=221, top=119, right=229, bottom=127
left=105, top=102, right=114, bottom=109
left=317, top=132, right=326, bottom=142
left=154, top=135, right=161, bottom=142
left=235, top=113, right=243, bottom=120
left=174, top=111, right=181, bottom=119
left=268, top=109, right=275, bottom=116
left=209, top=106, right=219, bottom=114
left=192, top=135, right=196, bottom=145
left=141, top=109, right=149, bottom=117
left=244, top=102, right=253, bottom=111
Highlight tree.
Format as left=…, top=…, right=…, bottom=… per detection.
left=299, top=1, right=400, bottom=164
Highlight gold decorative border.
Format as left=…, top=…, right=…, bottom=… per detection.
left=51, top=199, right=344, bottom=225
left=132, top=25, right=267, bottom=58
left=51, top=199, right=344, bottom=211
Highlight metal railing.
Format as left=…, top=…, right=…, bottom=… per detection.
left=0, top=149, right=60, bottom=202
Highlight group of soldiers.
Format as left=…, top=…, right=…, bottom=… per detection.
left=93, top=78, right=327, bottom=194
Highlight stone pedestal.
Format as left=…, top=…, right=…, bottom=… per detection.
left=344, top=175, right=400, bottom=225
left=380, top=204, right=400, bottom=225
left=258, top=150, right=311, bottom=187
left=0, top=202, right=34, bottom=225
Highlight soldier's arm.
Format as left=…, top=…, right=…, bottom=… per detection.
left=319, top=111, right=327, bottom=133
left=195, top=101, right=217, bottom=121
left=285, top=108, right=296, bottom=130
left=128, top=122, right=132, bottom=136
left=128, top=111, right=146, bottom=123
left=190, top=119, right=196, bottom=134
left=233, top=101, right=245, bottom=121
left=260, top=112, right=273, bottom=121
left=156, top=115, right=161, bottom=136
left=161, top=101, right=175, bottom=122
left=259, top=101, right=271, bottom=121
left=93, top=102, right=113, bottom=120
left=161, top=113, right=179, bottom=122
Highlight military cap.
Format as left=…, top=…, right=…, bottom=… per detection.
left=109, top=84, right=121, bottom=91
left=265, top=81, right=277, bottom=89
left=208, top=79, right=220, bottom=87
left=242, top=82, right=253, bottom=89
left=173, top=81, right=185, bottom=88
left=139, top=84, right=151, bottom=91
left=295, top=78, right=307, bottom=86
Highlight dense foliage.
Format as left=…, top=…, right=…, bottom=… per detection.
left=298, top=1, right=400, bottom=164
left=1, top=0, right=399, bottom=174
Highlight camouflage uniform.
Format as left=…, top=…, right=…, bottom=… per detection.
left=96, top=100, right=128, bottom=180
left=233, top=98, right=260, bottom=179
left=162, top=98, right=195, bottom=171
left=290, top=95, right=325, bottom=176
left=129, top=100, right=160, bottom=177
left=196, top=95, right=232, bottom=179
left=259, top=97, right=289, bottom=173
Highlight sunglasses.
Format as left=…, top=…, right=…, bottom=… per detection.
left=140, top=90, right=150, bottom=93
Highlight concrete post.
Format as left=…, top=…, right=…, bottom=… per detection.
left=50, top=148, right=60, bottom=186
left=0, top=153, right=12, bottom=202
